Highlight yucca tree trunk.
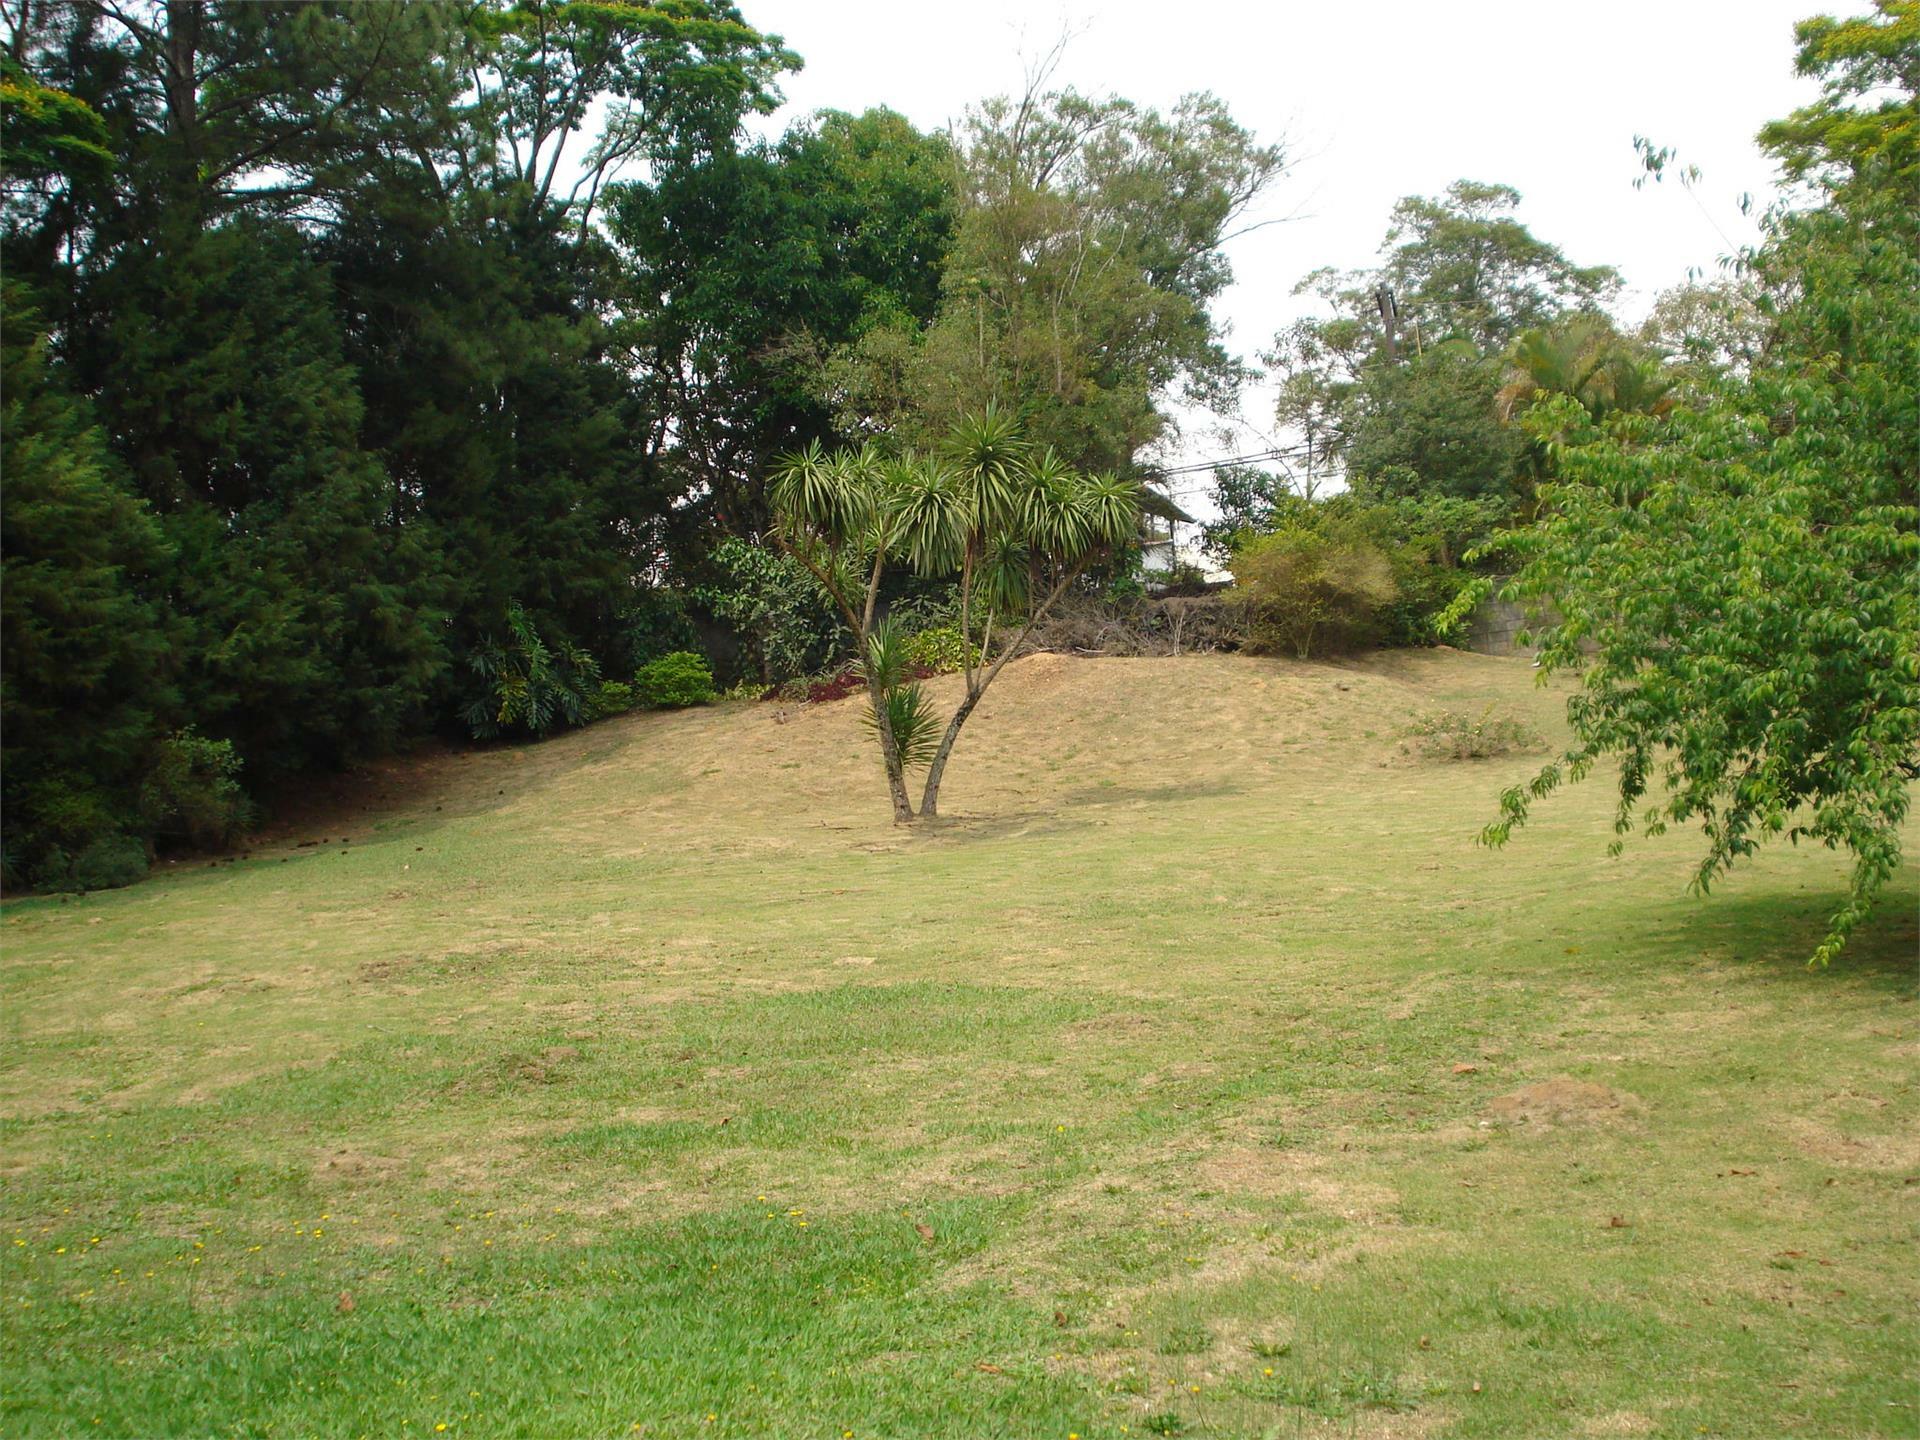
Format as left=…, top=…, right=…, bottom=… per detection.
left=916, top=559, right=1090, bottom=819
left=780, top=536, right=916, bottom=823
left=916, top=687, right=980, bottom=818
left=867, top=669, right=917, bottom=823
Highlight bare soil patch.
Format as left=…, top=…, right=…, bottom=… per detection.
left=1487, top=1077, right=1644, bottom=1128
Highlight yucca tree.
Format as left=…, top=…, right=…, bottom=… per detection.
left=771, top=407, right=1141, bottom=821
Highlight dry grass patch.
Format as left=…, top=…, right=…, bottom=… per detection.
left=1, top=650, right=1912, bottom=1439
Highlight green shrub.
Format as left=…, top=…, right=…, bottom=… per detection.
left=617, top=587, right=701, bottom=670
left=20, top=829, right=149, bottom=893
left=883, top=587, right=962, bottom=634
left=585, top=680, right=635, bottom=722
left=634, top=651, right=715, bottom=709
left=69, top=833, right=149, bottom=891
left=694, top=538, right=843, bottom=683
left=1400, top=707, right=1542, bottom=761
left=900, top=625, right=978, bottom=674
left=139, top=729, right=252, bottom=848
left=1232, top=527, right=1398, bottom=658
left=1308, top=489, right=1507, bottom=646
left=1214, top=486, right=1508, bottom=647
left=461, top=602, right=601, bottom=740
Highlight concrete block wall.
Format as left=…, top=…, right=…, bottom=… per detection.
left=1464, top=580, right=1554, bottom=656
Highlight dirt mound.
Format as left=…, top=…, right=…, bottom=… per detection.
left=1487, top=1077, right=1642, bottom=1128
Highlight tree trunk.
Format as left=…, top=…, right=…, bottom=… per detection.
left=916, top=686, right=981, bottom=818
left=917, top=558, right=1092, bottom=819
left=865, top=669, right=916, bottom=823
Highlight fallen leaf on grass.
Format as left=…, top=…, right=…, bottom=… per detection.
left=914, top=1223, right=934, bottom=1243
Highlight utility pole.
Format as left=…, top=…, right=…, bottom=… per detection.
left=1375, top=284, right=1400, bottom=364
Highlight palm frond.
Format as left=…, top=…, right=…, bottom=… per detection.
left=863, top=681, right=942, bottom=771
left=1019, top=447, right=1091, bottom=556
left=771, top=440, right=876, bottom=544
left=886, top=454, right=969, bottom=575
left=942, top=403, right=1030, bottom=527
left=1077, top=470, right=1144, bottom=550
left=978, top=532, right=1030, bottom=615
left=857, top=617, right=915, bottom=694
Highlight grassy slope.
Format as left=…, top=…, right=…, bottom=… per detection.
left=1, top=650, right=1913, bottom=1440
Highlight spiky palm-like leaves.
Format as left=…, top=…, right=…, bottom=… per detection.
left=941, top=402, right=1030, bottom=527
left=1499, top=318, right=1675, bottom=424
left=462, top=602, right=601, bottom=740
left=1497, top=321, right=1611, bottom=421
left=871, top=683, right=942, bottom=770
left=977, top=531, right=1031, bottom=615
left=1014, top=447, right=1088, bottom=556
left=768, top=409, right=1144, bottom=819
left=886, top=454, right=968, bottom=576
left=1079, top=470, right=1145, bottom=550
left=771, top=439, right=878, bottom=546
left=1584, top=350, right=1676, bottom=419
left=857, top=619, right=940, bottom=769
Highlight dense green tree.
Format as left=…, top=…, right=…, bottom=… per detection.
left=608, top=107, right=953, bottom=534
left=4, top=2, right=476, bottom=781
left=0, top=289, right=177, bottom=886
left=1375, top=181, right=1619, bottom=354
left=1478, top=1, right=1919, bottom=963
left=328, top=182, right=652, bottom=670
left=1263, top=183, right=1619, bottom=502
left=480, top=0, right=797, bottom=230
left=1757, top=0, right=1917, bottom=192
left=88, top=217, right=447, bottom=779
left=0, top=0, right=803, bottom=874
left=1344, top=342, right=1524, bottom=501
left=5, top=1, right=469, bottom=267
left=828, top=77, right=1285, bottom=476
left=328, top=1, right=800, bottom=663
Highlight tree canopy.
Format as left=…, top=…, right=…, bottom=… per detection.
left=826, top=68, right=1286, bottom=474
left=1261, top=181, right=1620, bottom=506
left=1477, top=0, right=1919, bottom=963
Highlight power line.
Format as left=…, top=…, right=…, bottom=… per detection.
left=1140, top=445, right=1303, bottom=481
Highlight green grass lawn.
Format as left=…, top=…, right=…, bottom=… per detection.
left=3, top=650, right=1914, bottom=1439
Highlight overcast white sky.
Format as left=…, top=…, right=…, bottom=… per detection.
left=738, top=0, right=1826, bottom=487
